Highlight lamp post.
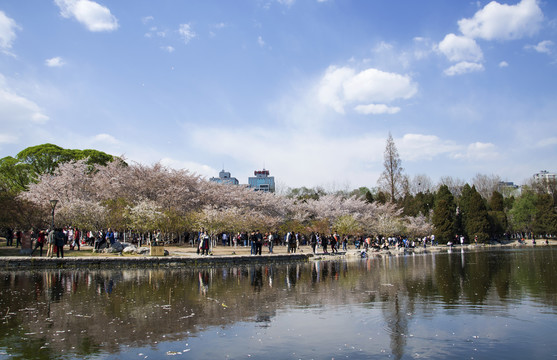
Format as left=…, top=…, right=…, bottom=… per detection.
left=49, top=199, right=58, bottom=230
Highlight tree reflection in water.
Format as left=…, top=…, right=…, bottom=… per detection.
left=0, top=247, right=556, bottom=359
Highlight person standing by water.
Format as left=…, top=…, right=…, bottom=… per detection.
left=55, top=228, right=66, bottom=258
left=106, top=228, right=115, bottom=248
left=46, top=228, right=55, bottom=257
left=255, top=230, right=263, bottom=255
left=200, top=230, right=210, bottom=255
left=267, top=232, right=274, bottom=254
left=322, top=235, right=328, bottom=254
left=5, top=228, right=13, bottom=246
left=310, top=232, right=317, bottom=254
left=15, top=230, right=22, bottom=248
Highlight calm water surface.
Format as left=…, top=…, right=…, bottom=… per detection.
left=1, top=247, right=556, bottom=359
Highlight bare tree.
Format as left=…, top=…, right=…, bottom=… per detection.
left=377, top=133, right=405, bottom=202
left=471, top=173, right=501, bottom=200
left=438, top=176, right=465, bottom=198
left=409, top=174, right=434, bottom=195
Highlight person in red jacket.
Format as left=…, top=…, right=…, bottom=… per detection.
left=31, top=230, right=46, bottom=257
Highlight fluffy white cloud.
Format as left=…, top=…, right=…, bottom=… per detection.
left=317, top=66, right=417, bottom=115
left=458, top=0, right=543, bottom=41
left=438, top=33, right=483, bottom=62
left=0, top=11, right=19, bottom=53
left=161, top=46, right=175, bottom=53
left=444, top=61, right=484, bottom=76
left=55, top=0, right=119, bottom=32
left=499, top=61, right=509, bottom=67
left=257, top=36, right=265, bottom=47
left=179, top=23, right=196, bottom=44
left=45, top=57, right=65, bottom=67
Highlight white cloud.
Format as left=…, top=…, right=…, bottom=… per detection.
left=45, top=57, right=65, bottom=67
left=0, top=75, right=49, bottom=124
left=354, top=104, right=400, bottom=115
left=141, top=16, right=154, bottom=25
left=55, top=0, right=119, bottom=32
left=160, top=157, right=216, bottom=178
left=92, top=133, right=119, bottom=145
left=161, top=46, right=175, bottom=53
left=438, top=33, right=483, bottom=63
left=187, top=125, right=385, bottom=187
left=453, top=142, right=499, bottom=160
left=317, top=66, right=417, bottom=115
left=277, top=0, right=296, bottom=7
left=528, top=40, right=553, bottom=54
left=444, top=61, right=484, bottom=76
left=0, top=133, right=18, bottom=144
left=458, top=0, right=543, bottom=41
left=536, top=137, right=557, bottom=147
left=499, top=61, right=509, bottom=67
left=178, top=23, right=196, bottom=44
left=257, top=36, right=265, bottom=47
left=0, top=11, right=20, bottom=54
left=0, top=74, right=49, bottom=146
left=399, top=134, right=461, bottom=161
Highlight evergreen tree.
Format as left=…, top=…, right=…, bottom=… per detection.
left=532, top=193, right=557, bottom=237
left=432, top=185, right=456, bottom=243
left=465, top=188, right=490, bottom=242
left=489, top=191, right=505, bottom=211
left=509, top=191, right=536, bottom=234
left=487, top=191, right=507, bottom=240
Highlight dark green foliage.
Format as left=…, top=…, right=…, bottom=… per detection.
left=489, top=191, right=505, bottom=212
left=365, top=190, right=374, bottom=204
left=401, top=191, right=434, bottom=217
left=432, top=185, right=456, bottom=243
left=488, top=210, right=507, bottom=239
left=374, top=191, right=388, bottom=204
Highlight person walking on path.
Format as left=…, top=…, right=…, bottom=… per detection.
left=31, top=230, right=46, bottom=257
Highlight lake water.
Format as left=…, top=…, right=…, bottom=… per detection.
left=1, top=247, right=556, bottom=359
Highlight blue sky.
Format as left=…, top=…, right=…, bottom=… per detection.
left=1, top=0, right=556, bottom=190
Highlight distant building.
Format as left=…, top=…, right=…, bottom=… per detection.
left=210, top=169, right=239, bottom=185
left=533, top=170, right=556, bottom=182
left=248, top=168, right=275, bottom=193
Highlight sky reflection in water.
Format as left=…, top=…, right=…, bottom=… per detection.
left=0, top=247, right=556, bottom=359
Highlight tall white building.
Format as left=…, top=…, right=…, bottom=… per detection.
left=533, top=170, right=556, bottom=182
